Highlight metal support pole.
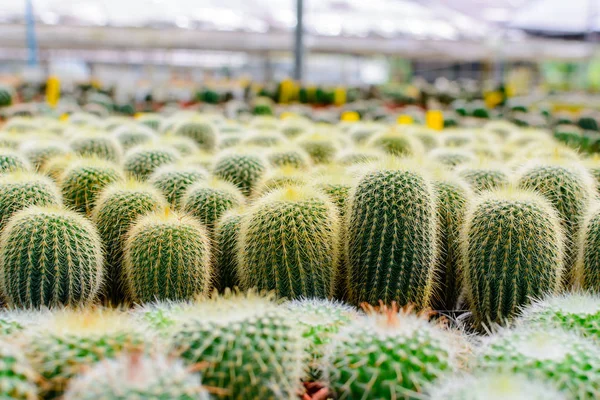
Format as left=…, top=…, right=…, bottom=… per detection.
left=294, top=0, right=304, bottom=81
left=25, top=0, right=39, bottom=66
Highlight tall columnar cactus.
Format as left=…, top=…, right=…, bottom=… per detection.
left=173, top=119, right=218, bottom=152
left=123, top=209, right=212, bottom=303
left=149, top=164, right=208, bottom=207
left=516, top=160, right=595, bottom=286
left=0, top=149, right=30, bottom=174
left=428, top=148, right=477, bottom=168
left=69, top=134, right=123, bottom=162
left=19, top=140, right=71, bottom=170
left=267, top=147, right=312, bottom=169
left=457, top=163, right=510, bottom=193
left=92, top=180, right=167, bottom=303
left=0, top=341, right=39, bottom=399
left=60, top=158, right=125, bottom=214
left=254, top=166, right=309, bottom=197
left=519, top=293, right=600, bottom=341
left=111, top=125, right=157, bottom=150
left=346, top=158, right=437, bottom=308
left=124, top=145, right=181, bottom=181
left=431, top=172, right=471, bottom=311
left=25, top=309, right=146, bottom=399
left=324, top=306, right=467, bottom=400
left=368, top=130, right=424, bottom=157
left=475, top=327, right=600, bottom=400
left=0, top=172, right=63, bottom=231
left=213, top=151, right=268, bottom=196
left=238, top=186, right=339, bottom=299
left=169, top=292, right=306, bottom=400
left=214, top=208, right=244, bottom=291
left=298, top=132, right=339, bottom=164
left=182, top=179, right=245, bottom=232
left=577, top=203, right=600, bottom=291
left=0, top=206, right=104, bottom=308
left=64, top=353, right=210, bottom=400
left=158, top=135, right=200, bottom=156
left=461, top=188, right=564, bottom=327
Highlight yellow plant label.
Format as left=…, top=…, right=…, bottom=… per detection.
left=341, top=111, right=360, bottom=122
left=46, top=76, right=60, bottom=108
left=397, top=115, right=414, bottom=125
left=426, top=110, right=444, bottom=131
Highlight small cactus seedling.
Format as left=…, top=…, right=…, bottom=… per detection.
left=213, top=151, right=268, bottom=196
left=69, top=134, right=123, bottom=162
left=123, top=145, right=181, bottom=181
left=149, top=164, right=208, bottom=207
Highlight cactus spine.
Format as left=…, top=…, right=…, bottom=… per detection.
left=0, top=149, right=30, bottom=174
left=0, top=341, right=39, bottom=399
left=69, top=134, right=123, bottom=162
left=298, top=133, right=339, bottom=164
left=577, top=202, right=600, bottom=291
left=457, top=163, right=510, bottom=193
left=214, top=209, right=244, bottom=291
left=368, top=129, right=424, bottom=157
left=213, top=151, right=268, bottom=196
left=149, top=164, right=208, bottom=207
left=124, top=145, right=181, bottom=181
left=172, top=119, right=218, bottom=152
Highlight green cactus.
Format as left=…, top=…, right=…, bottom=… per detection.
left=149, top=164, right=208, bottom=208
left=123, top=209, right=212, bottom=303
left=124, top=145, right=181, bottom=181
left=219, top=134, right=243, bottom=149
left=169, top=292, right=306, bottom=400
left=60, top=158, right=125, bottom=214
left=0, top=172, right=63, bottom=231
left=519, top=293, right=600, bottom=341
left=475, top=327, right=600, bottom=400
left=213, top=151, right=268, bottom=196
left=413, top=128, right=441, bottom=150
left=325, top=306, right=467, bottom=400
left=214, top=209, right=244, bottom=291
left=0, top=309, right=50, bottom=336
left=0, top=341, right=39, bottom=399
left=346, top=158, right=437, bottom=308
left=461, top=188, right=564, bottom=327
left=135, top=113, right=162, bottom=131
left=267, top=147, right=311, bottom=169
left=41, top=153, right=76, bottom=182
left=64, top=353, right=210, bottom=400
left=0, top=148, right=31, bottom=175
left=159, top=135, right=200, bottom=156
left=182, top=179, right=245, bottom=232
left=253, top=166, right=309, bottom=197
left=243, top=131, right=287, bottom=148
left=336, top=147, right=384, bottom=165
left=92, top=180, right=167, bottom=304
left=516, top=159, right=595, bottom=286
left=132, top=300, right=190, bottom=333
left=457, top=163, right=510, bottom=193
left=428, top=148, right=476, bottom=168
left=298, top=133, right=339, bottom=164
left=173, top=119, right=217, bottom=152
left=25, top=309, right=146, bottom=399
left=238, top=185, right=340, bottom=299
left=0, top=206, right=103, bottom=308
left=583, top=157, right=600, bottom=193
left=368, top=130, right=424, bottom=157
left=111, top=125, right=157, bottom=150
left=70, top=134, right=123, bottom=162
left=20, top=140, right=71, bottom=170
left=577, top=203, right=600, bottom=291
left=348, top=125, right=383, bottom=144
left=281, top=118, right=310, bottom=139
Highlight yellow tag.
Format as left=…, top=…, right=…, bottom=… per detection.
left=280, top=112, right=297, bottom=120
left=334, top=87, right=347, bottom=106
left=279, top=79, right=295, bottom=104
left=484, top=91, right=503, bottom=109
left=59, top=113, right=69, bottom=122
left=341, top=111, right=360, bottom=122
left=397, top=115, right=414, bottom=125
left=46, top=76, right=61, bottom=108
left=426, top=110, right=444, bottom=131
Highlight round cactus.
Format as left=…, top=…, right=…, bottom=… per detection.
left=475, top=327, right=600, bottom=400
left=324, top=306, right=466, bottom=400
left=41, top=153, right=76, bottom=182
left=577, top=203, right=600, bottom=291
left=243, top=131, right=287, bottom=148
left=253, top=166, right=309, bottom=197
left=298, top=133, right=339, bottom=164
left=111, top=125, right=157, bottom=150
left=461, top=188, right=564, bottom=327
left=0, top=341, right=39, bottom=399
left=457, top=163, right=510, bottom=193
left=170, top=292, right=306, bottom=400
left=219, top=134, right=243, bottom=149
left=368, top=130, right=424, bottom=157
left=149, top=164, right=208, bottom=207
left=213, top=151, right=268, bottom=196
left=0, top=85, right=14, bottom=107
left=429, top=372, right=567, bottom=400
left=123, top=209, right=212, bottom=303
left=428, top=148, right=477, bottom=168
left=124, top=145, right=181, bottom=181
left=346, top=158, right=437, bottom=308
left=267, top=147, right=311, bottom=169
left=238, top=186, right=340, bottom=299
left=336, top=147, right=384, bottom=166
left=0, top=172, right=62, bottom=231
left=64, top=353, right=210, bottom=400
left=60, top=158, right=125, bottom=214
left=413, top=128, right=441, bottom=150
left=214, top=208, right=244, bottom=291
left=181, top=151, right=214, bottom=172
left=516, top=160, right=595, bottom=286
left=182, top=179, right=244, bottom=232
left=0, top=206, right=104, bottom=308
left=159, top=135, right=200, bottom=156
left=135, top=113, right=162, bottom=131
left=70, top=134, right=123, bottom=162
left=131, top=300, right=191, bottom=333
left=519, top=292, right=600, bottom=341
left=24, top=309, right=146, bottom=398
left=19, top=140, right=71, bottom=170
left=92, top=180, right=167, bottom=304
left=0, top=148, right=30, bottom=175
left=173, top=119, right=217, bottom=152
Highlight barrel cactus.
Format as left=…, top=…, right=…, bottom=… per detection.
left=124, top=145, right=181, bottom=181
left=149, top=164, right=208, bottom=207
left=254, top=166, right=309, bottom=197
left=214, top=208, right=244, bottom=291
left=243, top=131, right=287, bottom=148
left=70, top=134, right=123, bottom=162
left=456, top=162, right=510, bottom=193
left=346, top=158, right=437, bottom=308
left=336, top=147, right=384, bottom=166
left=20, top=140, right=71, bottom=170
left=368, top=129, right=424, bottom=157
left=213, top=151, right=268, bottom=196
left=0, top=341, right=39, bottom=399
left=298, top=132, right=339, bottom=164
left=123, top=209, right=212, bottom=303
left=111, top=124, right=157, bottom=150
left=576, top=202, right=600, bottom=291
left=428, top=148, right=477, bottom=168
left=41, top=153, right=76, bottom=182
left=159, top=135, right=200, bottom=157
left=461, top=188, right=564, bottom=327
left=173, top=119, right=217, bottom=152
left=0, top=149, right=30, bottom=175
left=267, top=147, right=312, bottom=169
left=0, top=206, right=104, bottom=308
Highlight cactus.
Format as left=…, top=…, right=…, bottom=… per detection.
left=413, top=128, right=441, bottom=150
left=431, top=171, right=471, bottom=311
left=0, top=341, right=39, bottom=399
left=123, top=209, right=212, bottom=303
left=181, top=151, right=214, bottom=171
left=124, top=145, right=181, bottom=181
left=219, top=134, right=243, bottom=149
left=149, top=164, right=208, bottom=208
left=281, top=118, right=310, bottom=139
left=348, top=125, right=383, bottom=144
left=243, top=131, right=287, bottom=148
left=213, top=151, right=268, bottom=196
left=298, top=133, right=339, bottom=164
left=429, top=372, right=567, bottom=400
left=583, top=157, right=600, bottom=193
left=169, top=292, right=306, bottom=400
left=60, top=158, right=125, bottom=214
left=214, top=209, right=244, bottom=291
left=519, top=292, right=600, bottom=341
left=136, top=113, right=162, bottom=131
left=368, top=129, right=424, bottom=157
left=70, top=134, right=123, bottom=162
left=516, top=159, right=595, bottom=286
left=0, top=148, right=30, bottom=174
left=475, top=327, right=600, bottom=400
left=577, top=203, right=600, bottom=291
left=254, top=166, right=309, bottom=197
left=336, top=147, right=384, bottom=166
left=267, top=147, right=311, bottom=169
left=324, top=305, right=467, bottom=400
left=461, top=188, right=564, bottom=327
left=41, top=153, right=76, bottom=182
left=159, top=135, right=200, bottom=156
left=0, top=309, right=50, bottom=336
left=111, top=125, right=157, bottom=150
left=0, top=206, right=104, bottom=308
left=64, top=353, right=210, bottom=400
left=457, top=163, right=510, bottom=193
left=24, top=309, right=146, bottom=398
left=0, top=172, right=63, bottom=231
left=239, top=186, right=339, bottom=300
left=182, top=179, right=245, bottom=232
left=346, top=158, right=437, bottom=308
left=20, top=140, right=71, bottom=170
left=428, top=148, right=476, bottom=168
left=92, top=180, right=167, bottom=304
left=173, top=119, right=217, bottom=152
